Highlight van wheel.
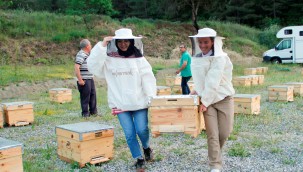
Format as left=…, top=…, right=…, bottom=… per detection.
left=271, top=58, right=280, bottom=64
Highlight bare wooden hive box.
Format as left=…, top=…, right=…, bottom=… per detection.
left=256, top=67, right=268, bottom=74
left=56, top=122, right=114, bottom=168
left=268, top=85, right=294, bottom=102
left=165, top=76, right=181, bottom=86
left=149, top=95, right=205, bottom=138
left=49, top=88, right=72, bottom=103
left=188, top=81, right=195, bottom=91
left=244, top=68, right=257, bottom=75
left=0, top=106, right=3, bottom=128
left=157, top=86, right=171, bottom=95
left=234, top=94, right=261, bottom=115
left=1, top=101, right=34, bottom=127
left=0, top=137, right=23, bottom=172
left=171, top=85, right=182, bottom=94
left=284, top=82, right=303, bottom=96
left=247, top=75, right=264, bottom=85
left=232, top=76, right=252, bottom=86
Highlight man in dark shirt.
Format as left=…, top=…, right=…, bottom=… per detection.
left=74, top=39, right=97, bottom=117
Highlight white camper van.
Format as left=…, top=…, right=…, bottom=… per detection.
left=263, top=26, right=303, bottom=63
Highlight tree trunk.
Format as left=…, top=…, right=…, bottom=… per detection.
left=190, top=0, right=200, bottom=32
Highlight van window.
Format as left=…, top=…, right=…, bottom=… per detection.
left=300, top=31, right=303, bottom=36
left=276, top=40, right=291, bottom=50
left=284, top=29, right=293, bottom=35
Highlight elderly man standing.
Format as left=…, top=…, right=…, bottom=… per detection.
left=74, top=39, right=98, bottom=117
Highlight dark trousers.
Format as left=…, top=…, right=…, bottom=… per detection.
left=181, top=76, right=191, bottom=95
left=77, top=79, right=97, bottom=117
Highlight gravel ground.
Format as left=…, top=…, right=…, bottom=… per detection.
left=1, top=78, right=303, bottom=172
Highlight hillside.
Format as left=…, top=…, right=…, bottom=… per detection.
left=0, top=10, right=268, bottom=66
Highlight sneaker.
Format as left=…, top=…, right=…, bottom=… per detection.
left=134, top=158, right=145, bottom=172
left=143, top=147, right=154, bottom=161
left=210, top=169, right=220, bottom=172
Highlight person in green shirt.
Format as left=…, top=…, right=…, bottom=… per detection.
left=176, top=44, right=192, bottom=94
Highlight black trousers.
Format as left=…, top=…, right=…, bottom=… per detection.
left=181, top=76, right=191, bottom=95
left=77, top=79, right=97, bottom=117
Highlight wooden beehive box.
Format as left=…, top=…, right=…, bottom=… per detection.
left=268, top=85, right=294, bottom=102
left=165, top=76, right=181, bottom=86
left=247, top=75, right=264, bottom=85
left=157, top=86, right=171, bottom=95
left=232, top=76, right=252, bottom=86
left=256, top=67, right=268, bottom=74
left=234, top=94, right=261, bottom=115
left=1, top=101, right=34, bottom=127
left=171, top=85, right=182, bottom=94
left=0, top=137, right=23, bottom=172
left=56, top=122, right=114, bottom=168
left=188, top=81, right=195, bottom=91
left=149, top=95, right=205, bottom=138
left=244, top=68, right=257, bottom=75
left=284, top=82, right=303, bottom=96
left=49, top=88, right=72, bottom=103
left=0, top=106, right=3, bottom=128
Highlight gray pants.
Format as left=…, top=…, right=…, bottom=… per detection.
left=203, top=96, right=234, bottom=170
left=77, top=79, right=97, bottom=117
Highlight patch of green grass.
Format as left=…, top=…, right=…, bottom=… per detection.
left=171, top=147, right=188, bottom=156
left=153, top=153, right=164, bottom=162
left=250, top=137, right=264, bottom=148
left=270, top=147, right=283, bottom=154
left=228, top=143, right=251, bottom=157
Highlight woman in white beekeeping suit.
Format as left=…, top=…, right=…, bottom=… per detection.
left=189, top=28, right=235, bottom=172
left=87, top=28, right=156, bottom=172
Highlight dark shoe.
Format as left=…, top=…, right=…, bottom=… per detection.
left=143, top=147, right=153, bottom=161
left=134, top=158, right=145, bottom=172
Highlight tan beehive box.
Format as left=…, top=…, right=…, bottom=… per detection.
left=234, top=94, right=261, bottom=115
left=0, top=106, right=3, bottom=128
left=256, top=67, right=268, bottom=74
left=0, top=137, right=23, bottom=172
left=244, top=68, right=257, bottom=75
left=165, top=75, right=181, bottom=86
left=232, top=76, right=252, bottom=86
left=149, top=95, right=205, bottom=138
left=56, top=122, right=114, bottom=168
left=1, top=101, right=34, bottom=127
left=157, top=86, right=171, bottom=95
left=188, top=81, right=195, bottom=91
left=49, top=88, right=72, bottom=103
left=171, top=85, right=182, bottom=94
left=268, top=85, right=294, bottom=102
left=284, top=82, right=303, bottom=96
left=247, top=75, right=264, bottom=85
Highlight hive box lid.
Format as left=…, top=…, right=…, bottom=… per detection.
left=150, top=95, right=200, bottom=106
left=0, top=137, right=23, bottom=151
left=1, top=101, right=34, bottom=110
left=56, top=122, right=114, bottom=134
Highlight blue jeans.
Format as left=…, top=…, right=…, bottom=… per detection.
left=117, top=108, right=150, bottom=159
left=181, top=76, right=192, bottom=95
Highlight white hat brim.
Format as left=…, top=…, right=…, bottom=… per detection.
left=112, top=36, right=142, bottom=39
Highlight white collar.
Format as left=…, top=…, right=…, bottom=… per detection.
left=202, top=50, right=213, bottom=57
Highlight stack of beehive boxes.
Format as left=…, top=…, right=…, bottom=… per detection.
left=233, top=67, right=268, bottom=86
left=1, top=101, right=34, bottom=127
left=56, top=122, right=114, bottom=168
left=0, top=137, right=23, bottom=172
left=49, top=88, right=72, bottom=103
left=157, top=86, right=172, bottom=95
left=234, top=94, right=261, bottom=115
left=149, top=95, right=205, bottom=138
left=268, top=85, right=294, bottom=102
left=165, top=75, right=182, bottom=94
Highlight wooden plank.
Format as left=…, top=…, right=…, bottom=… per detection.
left=234, top=94, right=261, bottom=103
left=157, top=86, right=171, bottom=95
left=56, top=128, right=114, bottom=142
left=0, top=155, right=23, bottom=172
left=0, top=109, right=3, bottom=128
left=5, top=109, right=34, bottom=126
left=234, top=102, right=260, bottom=115
left=2, top=103, right=33, bottom=111
left=284, top=82, right=303, bottom=96
left=268, top=85, right=294, bottom=92
left=150, top=95, right=200, bottom=106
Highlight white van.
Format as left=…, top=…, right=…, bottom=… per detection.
left=263, top=26, right=303, bottom=63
